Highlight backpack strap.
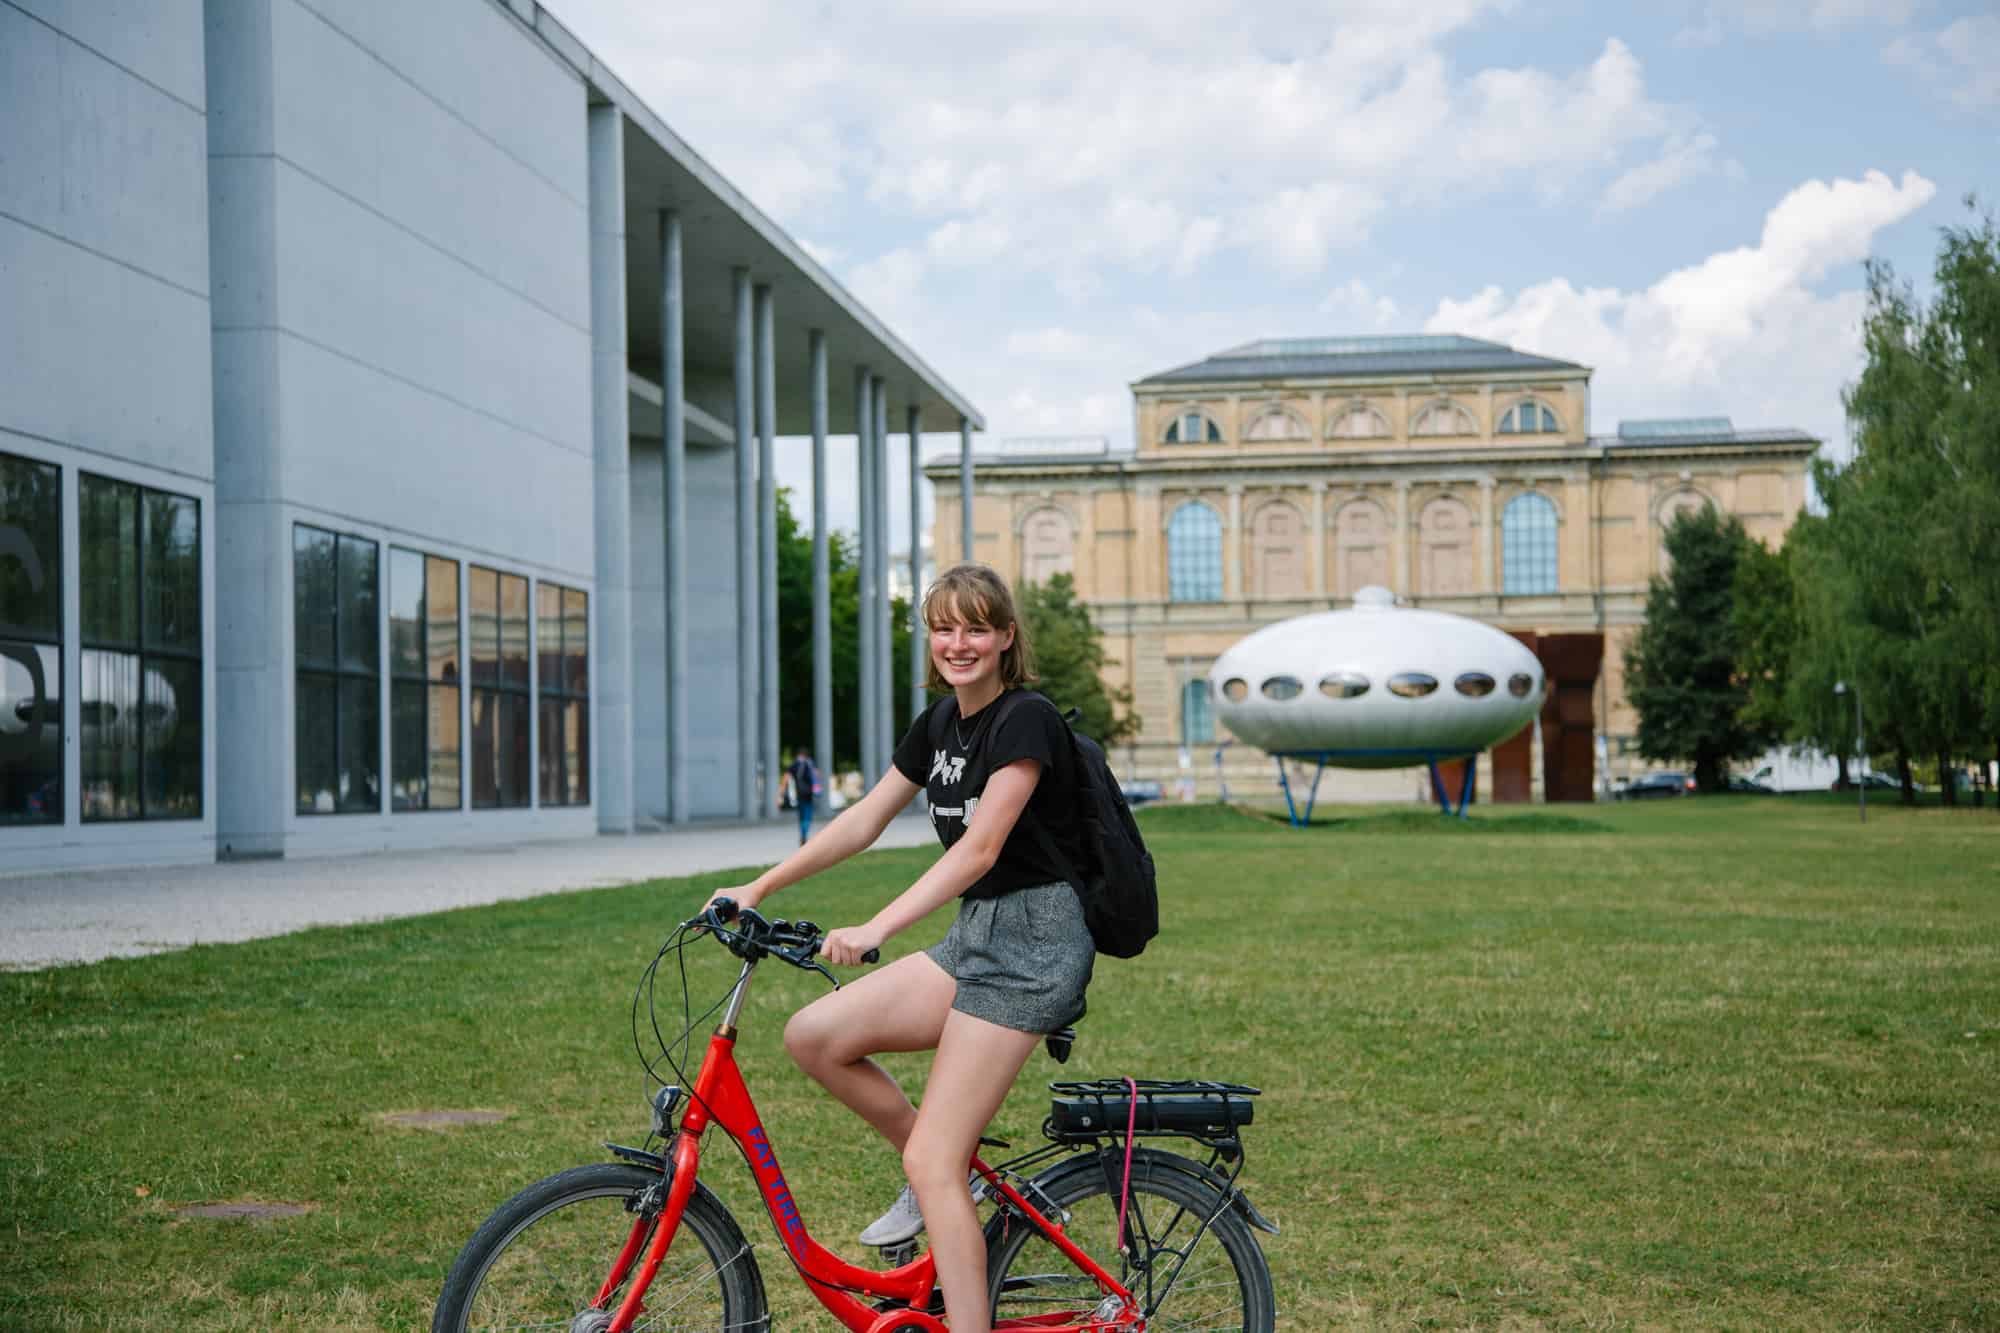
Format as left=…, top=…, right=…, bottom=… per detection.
left=990, top=691, right=1088, bottom=894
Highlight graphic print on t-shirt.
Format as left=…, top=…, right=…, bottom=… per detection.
left=891, top=690, right=1086, bottom=901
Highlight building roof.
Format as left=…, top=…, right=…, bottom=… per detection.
left=1601, top=420, right=1817, bottom=448
left=1135, top=334, right=1586, bottom=387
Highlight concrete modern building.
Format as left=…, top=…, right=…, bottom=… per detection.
left=926, top=335, right=1814, bottom=798
left=2, top=0, right=979, bottom=871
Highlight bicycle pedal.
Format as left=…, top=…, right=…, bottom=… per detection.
left=878, top=1238, right=921, bottom=1267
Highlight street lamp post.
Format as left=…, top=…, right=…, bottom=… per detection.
left=1835, top=680, right=1865, bottom=823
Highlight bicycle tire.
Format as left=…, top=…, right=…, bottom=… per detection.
left=984, top=1152, right=1274, bottom=1332
left=433, top=1161, right=767, bottom=1333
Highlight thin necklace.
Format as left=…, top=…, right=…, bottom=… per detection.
left=954, top=692, right=1000, bottom=748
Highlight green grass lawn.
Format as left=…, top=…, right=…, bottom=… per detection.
left=4, top=799, right=1997, bottom=1329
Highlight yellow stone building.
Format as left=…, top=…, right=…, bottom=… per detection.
left=926, top=335, right=1816, bottom=796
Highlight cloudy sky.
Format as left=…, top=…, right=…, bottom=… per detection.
left=547, top=0, right=1996, bottom=551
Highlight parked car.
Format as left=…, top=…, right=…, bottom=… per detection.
left=1727, top=775, right=1776, bottom=794
left=1120, top=779, right=1165, bottom=806
left=1831, top=772, right=1916, bottom=792
left=1617, top=770, right=1695, bottom=799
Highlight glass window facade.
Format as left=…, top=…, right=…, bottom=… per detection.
left=536, top=582, right=589, bottom=807
left=469, top=565, right=530, bottom=808
left=1167, top=502, right=1223, bottom=603
left=1180, top=679, right=1212, bottom=744
left=390, top=549, right=461, bottom=812
left=295, top=524, right=379, bottom=814
left=79, top=475, right=202, bottom=821
left=1502, top=493, right=1560, bottom=595
left=1, top=453, right=63, bottom=825
left=1164, top=411, right=1222, bottom=444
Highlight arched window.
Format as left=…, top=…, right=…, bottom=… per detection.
left=1167, top=501, right=1223, bottom=603
left=1417, top=496, right=1476, bottom=597
left=1327, top=400, right=1390, bottom=440
left=1410, top=400, right=1477, bottom=437
left=1497, top=398, right=1561, bottom=435
left=1243, top=405, right=1309, bottom=442
left=1180, top=679, right=1213, bottom=743
left=1019, top=507, right=1074, bottom=587
left=1249, top=502, right=1305, bottom=599
left=1501, top=493, right=1558, bottom=595
left=1333, top=499, right=1390, bottom=599
left=1163, top=409, right=1223, bottom=444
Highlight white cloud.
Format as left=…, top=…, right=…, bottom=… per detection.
left=1319, top=278, right=1401, bottom=329
left=1427, top=170, right=1938, bottom=450
left=548, top=3, right=1693, bottom=290
left=1886, top=16, right=2000, bottom=111
left=1600, top=133, right=1719, bottom=214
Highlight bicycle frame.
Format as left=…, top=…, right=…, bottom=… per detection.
left=594, top=956, right=1140, bottom=1332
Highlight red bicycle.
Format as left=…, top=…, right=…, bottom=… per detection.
left=433, top=900, right=1277, bottom=1332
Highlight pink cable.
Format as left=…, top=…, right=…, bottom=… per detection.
left=1115, top=1075, right=1139, bottom=1254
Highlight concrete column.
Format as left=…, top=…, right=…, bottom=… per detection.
left=959, top=415, right=975, bottom=562
left=732, top=267, right=756, bottom=819
left=908, top=403, right=925, bottom=722
left=660, top=210, right=689, bottom=825
left=1225, top=485, right=1243, bottom=599
left=1394, top=478, right=1412, bottom=598
left=588, top=106, right=633, bottom=834
left=1479, top=476, right=1497, bottom=595
left=855, top=366, right=876, bottom=781
left=1308, top=480, right=1326, bottom=600
left=810, top=331, right=832, bottom=783
left=755, top=283, right=777, bottom=821
left=873, top=376, right=893, bottom=769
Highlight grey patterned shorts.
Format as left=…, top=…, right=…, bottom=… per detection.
left=925, top=882, right=1095, bottom=1035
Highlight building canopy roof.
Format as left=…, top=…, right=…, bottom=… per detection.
left=1135, top=334, right=1586, bottom=387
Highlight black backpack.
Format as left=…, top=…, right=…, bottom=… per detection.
left=941, top=691, right=1159, bottom=958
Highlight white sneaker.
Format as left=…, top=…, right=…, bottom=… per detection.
left=859, top=1183, right=925, bottom=1246
left=858, top=1174, right=990, bottom=1247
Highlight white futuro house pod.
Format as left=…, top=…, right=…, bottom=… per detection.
left=1207, top=587, right=1545, bottom=767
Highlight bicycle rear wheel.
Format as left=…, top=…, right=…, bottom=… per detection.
left=984, top=1153, right=1274, bottom=1332
left=434, top=1161, right=767, bottom=1332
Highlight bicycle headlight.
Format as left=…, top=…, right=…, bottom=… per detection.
left=650, top=1084, right=685, bottom=1136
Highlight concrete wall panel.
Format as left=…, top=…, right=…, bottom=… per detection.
left=275, top=335, right=592, bottom=578
left=1, top=5, right=210, bottom=294
left=12, top=0, right=208, bottom=111
left=270, top=0, right=588, bottom=331
left=269, top=164, right=589, bottom=459
left=683, top=445, right=742, bottom=818
left=0, top=217, right=214, bottom=479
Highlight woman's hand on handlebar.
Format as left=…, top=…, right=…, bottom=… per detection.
left=699, top=885, right=760, bottom=924
left=819, top=923, right=886, bottom=968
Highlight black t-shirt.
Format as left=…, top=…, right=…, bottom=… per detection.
left=892, top=689, right=1086, bottom=901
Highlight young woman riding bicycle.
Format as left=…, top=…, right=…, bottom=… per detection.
left=704, top=562, right=1092, bottom=1333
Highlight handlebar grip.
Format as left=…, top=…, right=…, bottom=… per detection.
left=861, top=948, right=880, bottom=965
left=707, top=896, right=739, bottom=924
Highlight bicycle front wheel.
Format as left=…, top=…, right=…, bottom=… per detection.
left=985, top=1152, right=1274, bottom=1332
left=434, top=1161, right=767, bottom=1333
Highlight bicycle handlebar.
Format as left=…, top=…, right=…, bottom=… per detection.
left=692, top=898, right=879, bottom=973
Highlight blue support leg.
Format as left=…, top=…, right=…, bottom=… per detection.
left=1275, top=757, right=1303, bottom=827
left=1303, top=757, right=1328, bottom=824
left=1428, top=759, right=1450, bottom=815
left=1456, top=753, right=1477, bottom=818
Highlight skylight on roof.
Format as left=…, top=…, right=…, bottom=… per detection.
left=1215, top=334, right=1502, bottom=359
left=1617, top=417, right=1735, bottom=439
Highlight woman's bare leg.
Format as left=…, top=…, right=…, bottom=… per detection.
left=903, top=1009, right=1042, bottom=1333
left=782, top=950, right=957, bottom=1149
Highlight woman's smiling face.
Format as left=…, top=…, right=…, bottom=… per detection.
left=929, top=614, right=1014, bottom=691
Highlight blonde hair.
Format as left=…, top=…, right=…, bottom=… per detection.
left=920, top=563, right=1038, bottom=693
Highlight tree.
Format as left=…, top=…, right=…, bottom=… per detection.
left=1624, top=505, right=1772, bottom=792
left=772, top=488, right=916, bottom=768
left=1016, top=573, right=1139, bottom=745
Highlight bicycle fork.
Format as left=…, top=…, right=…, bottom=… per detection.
left=592, top=1131, right=703, bottom=1332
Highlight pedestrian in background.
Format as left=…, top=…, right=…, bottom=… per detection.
left=787, top=747, right=821, bottom=844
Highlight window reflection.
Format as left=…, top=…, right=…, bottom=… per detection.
left=1, top=451, right=62, bottom=824
left=295, top=524, right=378, bottom=815
left=1261, top=676, right=1303, bottom=701
left=81, top=473, right=202, bottom=821
left=1388, top=672, right=1439, bottom=698
left=391, top=549, right=461, bottom=812
left=470, top=565, right=530, bottom=808
left=1318, top=672, right=1370, bottom=699
left=1455, top=672, right=1496, bottom=697
left=537, top=581, right=589, bottom=807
